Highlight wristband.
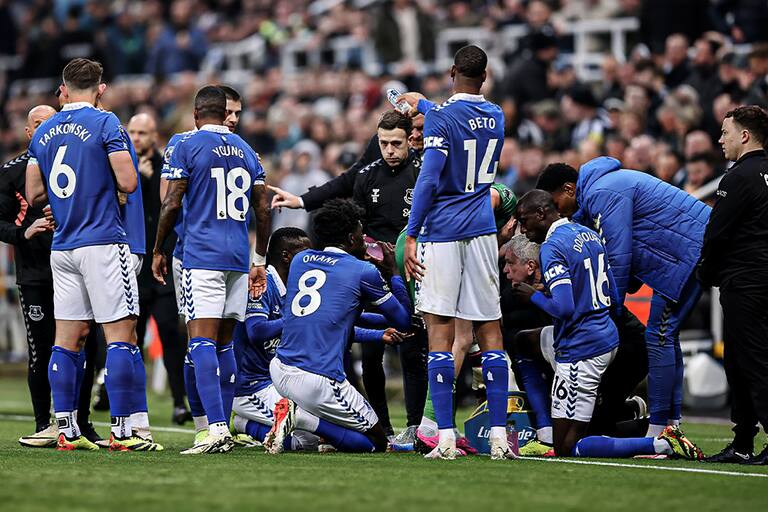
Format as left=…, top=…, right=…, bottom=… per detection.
left=253, top=252, right=266, bottom=267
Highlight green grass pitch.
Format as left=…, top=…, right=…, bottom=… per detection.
left=0, top=377, right=766, bottom=512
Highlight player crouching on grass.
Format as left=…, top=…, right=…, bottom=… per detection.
left=264, top=199, right=412, bottom=454
left=510, top=191, right=703, bottom=460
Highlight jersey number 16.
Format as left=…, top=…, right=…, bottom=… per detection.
left=583, top=253, right=611, bottom=310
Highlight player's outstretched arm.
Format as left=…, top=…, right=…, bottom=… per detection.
left=268, top=185, right=303, bottom=210
left=250, top=183, right=271, bottom=297
left=24, top=161, right=48, bottom=207
left=108, top=150, right=138, bottom=193
left=152, top=178, right=187, bottom=285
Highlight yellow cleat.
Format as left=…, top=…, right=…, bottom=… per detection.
left=180, top=433, right=233, bottom=455
left=519, top=440, right=555, bottom=457
left=658, top=426, right=704, bottom=460
left=194, top=428, right=209, bottom=446
left=109, top=434, right=164, bottom=452
left=232, top=433, right=260, bottom=448
left=56, top=433, right=99, bottom=451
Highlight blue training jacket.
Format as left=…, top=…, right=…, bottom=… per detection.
left=573, top=157, right=710, bottom=303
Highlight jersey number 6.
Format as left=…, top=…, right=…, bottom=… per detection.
left=50, top=146, right=77, bottom=199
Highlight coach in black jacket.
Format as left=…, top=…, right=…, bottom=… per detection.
left=1, top=105, right=101, bottom=445
left=699, top=106, right=768, bottom=465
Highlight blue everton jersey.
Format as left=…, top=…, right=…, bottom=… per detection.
left=277, top=248, right=394, bottom=381
left=161, top=131, right=194, bottom=261
left=234, top=267, right=285, bottom=395
left=121, top=136, right=146, bottom=255
left=417, top=94, right=504, bottom=242
left=28, top=102, right=130, bottom=250
left=541, top=218, right=619, bottom=363
left=166, top=125, right=264, bottom=272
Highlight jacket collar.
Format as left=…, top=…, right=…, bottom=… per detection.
left=733, top=149, right=766, bottom=167
left=62, top=102, right=95, bottom=111
left=448, top=92, right=485, bottom=103
left=199, top=124, right=230, bottom=134
left=324, top=246, right=348, bottom=255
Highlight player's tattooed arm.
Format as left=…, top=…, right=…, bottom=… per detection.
left=152, top=178, right=187, bottom=285
left=24, top=162, right=48, bottom=207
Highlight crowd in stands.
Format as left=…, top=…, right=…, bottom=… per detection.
left=1, top=0, right=767, bottom=236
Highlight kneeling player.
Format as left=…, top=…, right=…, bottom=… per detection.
left=265, top=199, right=412, bottom=453
left=511, top=191, right=702, bottom=459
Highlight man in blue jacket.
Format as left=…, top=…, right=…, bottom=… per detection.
left=536, top=157, right=710, bottom=438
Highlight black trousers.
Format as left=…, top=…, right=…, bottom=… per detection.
left=136, top=288, right=187, bottom=408
left=18, top=283, right=99, bottom=431
left=361, top=327, right=428, bottom=431
left=720, top=283, right=768, bottom=451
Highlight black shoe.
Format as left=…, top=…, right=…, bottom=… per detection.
left=172, top=406, right=193, bottom=425
left=702, top=443, right=752, bottom=464
left=79, top=422, right=103, bottom=443
left=745, top=444, right=768, bottom=465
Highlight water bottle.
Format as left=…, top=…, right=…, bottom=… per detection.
left=387, top=88, right=411, bottom=115
left=506, top=422, right=520, bottom=457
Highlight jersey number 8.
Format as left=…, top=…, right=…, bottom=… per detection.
left=291, top=269, right=327, bottom=317
left=211, top=167, right=251, bottom=221
left=49, top=146, right=77, bottom=199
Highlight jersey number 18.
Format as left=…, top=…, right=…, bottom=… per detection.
left=211, top=167, right=251, bottom=221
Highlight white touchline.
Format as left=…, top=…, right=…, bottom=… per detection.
left=525, top=456, right=768, bottom=478
left=0, top=413, right=195, bottom=435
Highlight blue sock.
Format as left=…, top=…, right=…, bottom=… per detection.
left=105, top=342, right=136, bottom=420
left=313, top=418, right=375, bottom=452
left=73, top=349, right=86, bottom=411
left=516, top=358, right=552, bottom=429
left=245, top=420, right=272, bottom=443
left=130, top=346, right=148, bottom=414
left=574, top=436, right=655, bottom=458
left=671, top=341, right=684, bottom=422
left=217, top=342, right=237, bottom=424
left=183, top=355, right=205, bottom=418
left=428, top=352, right=455, bottom=430
left=482, top=351, right=509, bottom=429
left=188, top=337, right=226, bottom=424
left=49, top=346, right=79, bottom=414
left=646, top=340, right=676, bottom=426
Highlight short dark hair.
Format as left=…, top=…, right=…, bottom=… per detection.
left=266, top=227, right=309, bottom=266
left=536, top=163, right=579, bottom=192
left=194, top=86, right=227, bottom=121
left=313, top=199, right=364, bottom=248
left=218, top=85, right=241, bottom=103
left=62, top=58, right=103, bottom=91
left=377, top=111, right=412, bottom=134
left=517, top=189, right=557, bottom=215
left=725, top=105, right=768, bottom=148
left=454, top=45, right=487, bottom=78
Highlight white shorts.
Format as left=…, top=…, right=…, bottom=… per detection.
left=172, top=257, right=185, bottom=316
left=414, top=234, right=501, bottom=321
left=131, top=254, right=143, bottom=277
left=270, top=357, right=378, bottom=432
left=550, top=348, right=617, bottom=422
left=182, top=268, right=248, bottom=322
left=51, top=244, right=139, bottom=323
left=233, top=385, right=283, bottom=425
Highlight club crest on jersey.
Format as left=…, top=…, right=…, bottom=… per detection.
left=404, top=188, right=413, bottom=205
left=163, top=145, right=175, bottom=164
left=28, top=305, right=44, bottom=321
left=544, top=265, right=566, bottom=282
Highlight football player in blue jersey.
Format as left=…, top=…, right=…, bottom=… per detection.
left=160, top=86, right=244, bottom=447
left=152, top=86, right=270, bottom=454
left=24, top=58, right=152, bottom=451
left=401, top=45, right=514, bottom=460
left=511, top=191, right=702, bottom=459
left=265, top=199, right=412, bottom=454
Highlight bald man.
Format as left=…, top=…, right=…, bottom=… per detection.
left=0, top=105, right=59, bottom=446
left=127, top=113, right=191, bottom=425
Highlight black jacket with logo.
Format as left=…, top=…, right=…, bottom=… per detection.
left=353, top=150, right=421, bottom=244
left=699, top=150, right=768, bottom=288
left=0, top=151, right=53, bottom=286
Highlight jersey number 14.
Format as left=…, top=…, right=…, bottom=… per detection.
left=463, top=138, right=498, bottom=192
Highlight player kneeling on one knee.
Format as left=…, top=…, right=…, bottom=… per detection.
left=510, top=191, right=703, bottom=460
left=265, top=199, right=412, bottom=454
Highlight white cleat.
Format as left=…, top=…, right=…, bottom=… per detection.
left=424, top=439, right=462, bottom=460
left=180, top=433, right=233, bottom=455
left=264, top=398, right=296, bottom=454
left=18, top=423, right=58, bottom=448
left=489, top=436, right=519, bottom=460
